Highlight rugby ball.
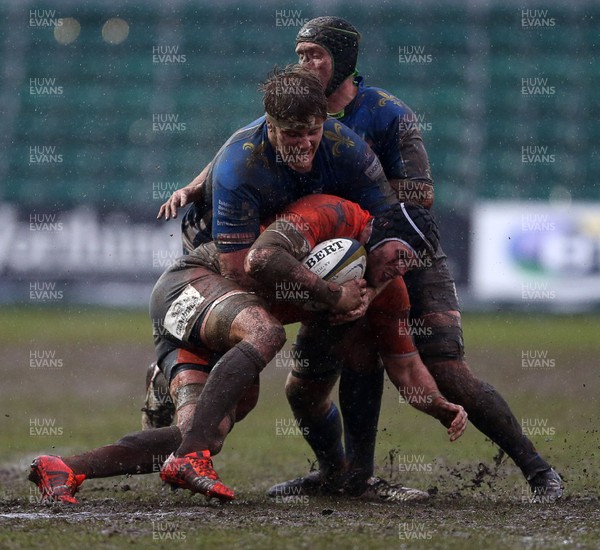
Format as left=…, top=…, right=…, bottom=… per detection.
left=303, top=238, right=367, bottom=284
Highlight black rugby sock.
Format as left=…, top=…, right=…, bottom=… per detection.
left=339, top=366, right=384, bottom=477
left=176, top=341, right=265, bottom=456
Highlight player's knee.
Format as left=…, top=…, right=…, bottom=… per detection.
left=265, top=321, right=287, bottom=353
left=245, top=316, right=286, bottom=363
left=285, top=375, right=313, bottom=412
left=285, top=375, right=330, bottom=416
left=285, top=373, right=304, bottom=401
left=414, top=313, right=465, bottom=362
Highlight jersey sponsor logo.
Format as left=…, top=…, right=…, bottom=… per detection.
left=216, top=199, right=256, bottom=224
left=215, top=232, right=256, bottom=247
left=365, top=157, right=384, bottom=181
left=163, top=285, right=205, bottom=341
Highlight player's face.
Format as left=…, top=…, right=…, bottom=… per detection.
left=270, top=120, right=324, bottom=173
left=365, top=241, right=418, bottom=287
left=295, top=42, right=333, bottom=89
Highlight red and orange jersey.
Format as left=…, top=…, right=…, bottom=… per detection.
left=262, top=193, right=373, bottom=251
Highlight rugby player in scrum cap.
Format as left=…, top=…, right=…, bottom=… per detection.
left=154, top=18, right=562, bottom=500
left=28, top=194, right=467, bottom=504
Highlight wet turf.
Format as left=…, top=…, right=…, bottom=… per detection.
left=1, top=309, right=599, bottom=548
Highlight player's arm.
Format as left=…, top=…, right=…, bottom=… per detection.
left=384, top=353, right=468, bottom=442
left=382, top=107, right=434, bottom=208
left=345, top=145, right=397, bottom=216
left=245, top=222, right=367, bottom=315
left=210, top=158, right=266, bottom=290
left=368, top=279, right=466, bottom=440
left=157, top=162, right=212, bottom=220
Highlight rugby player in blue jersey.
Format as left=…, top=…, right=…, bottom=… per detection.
left=154, top=18, right=561, bottom=500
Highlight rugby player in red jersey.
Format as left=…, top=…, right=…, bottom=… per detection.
left=28, top=194, right=467, bottom=504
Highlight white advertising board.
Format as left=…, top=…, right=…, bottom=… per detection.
left=471, top=202, right=600, bottom=305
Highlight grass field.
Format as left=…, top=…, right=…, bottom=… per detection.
left=1, top=307, right=599, bottom=549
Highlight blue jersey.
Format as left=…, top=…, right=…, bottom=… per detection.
left=183, top=116, right=395, bottom=253
left=335, top=76, right=432, bottom=185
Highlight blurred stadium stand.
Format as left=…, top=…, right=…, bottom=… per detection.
left=2, top=1, right=598, bottom=209
left=0, top=0, right=598, bottom=308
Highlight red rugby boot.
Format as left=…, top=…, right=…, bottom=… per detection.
left=28, top=455, right=86, bottom=504
left=160, top=450, right=234, bottom=502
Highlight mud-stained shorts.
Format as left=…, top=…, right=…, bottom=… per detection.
left=403, top=244, right=459, bottom=318
left=402, top=244, right=464, bottom=361
left=150, top=264, right=266, bottom=382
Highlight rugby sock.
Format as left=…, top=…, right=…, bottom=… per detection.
left=64, top=426, right=182, bottom=478
left=339, top=366, right=384, bottom=477
left=176, top=341, right=265, bottom=456
left=427, top=359, right=551, bottom=479
left=297, top=403, right=345, bottom=475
